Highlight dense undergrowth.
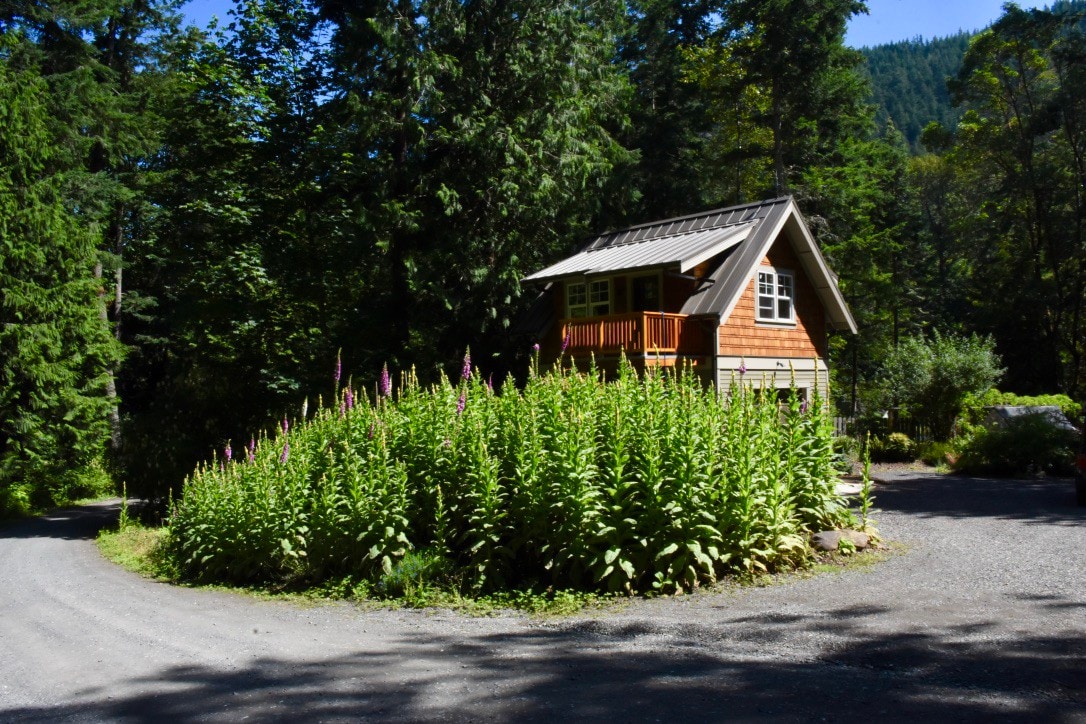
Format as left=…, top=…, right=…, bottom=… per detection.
left=165, top=355, right=850, bottom=596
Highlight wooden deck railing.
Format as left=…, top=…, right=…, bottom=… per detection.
left=559, top=312, right=710, bottom=356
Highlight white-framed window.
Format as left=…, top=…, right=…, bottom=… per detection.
left=567, top=279, right=610, bottom=318
left=756, top=268, right=795, bottom=323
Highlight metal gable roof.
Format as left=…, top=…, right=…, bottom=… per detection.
left=522, top=221, right=756, bottom=283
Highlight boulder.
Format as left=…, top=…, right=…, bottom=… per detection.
left=811, top=529, right=870, bottom=552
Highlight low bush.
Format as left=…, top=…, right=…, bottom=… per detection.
left=870, top=432, right=916, bottom=463
left=953, top=415, right=1078, bottom=476
left=165, top=354, right=850, bottom=595
left=917, top=440, right=956, bottom=467
left=961, top=389, right=1082, bottom=427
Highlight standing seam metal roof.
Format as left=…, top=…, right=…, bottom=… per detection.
left=521, top=221, right=756, bottom=282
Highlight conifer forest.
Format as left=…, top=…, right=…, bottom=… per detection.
left=3, top=0, right=1086, bottom=511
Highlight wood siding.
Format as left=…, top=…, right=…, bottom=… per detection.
left=717, top=235, right=828, bottom=359
left=715, top=358, right=829, bottom=400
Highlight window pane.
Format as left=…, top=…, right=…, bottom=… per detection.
left=568, top=283, right=586, bottom=306
left=778, top=298, right=791, bottom=319
left=758, top=271, right=773, bottom=296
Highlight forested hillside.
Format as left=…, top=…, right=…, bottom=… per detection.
left=3, top=0, right=1086, bottom=513
left=861, top=0, right=1086, bottom=151
left=862, top=33, right=972, bottom=150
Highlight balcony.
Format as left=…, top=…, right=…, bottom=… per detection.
left=559, top=312, right=712, bottom=358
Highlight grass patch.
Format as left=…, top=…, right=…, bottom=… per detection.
left=96, top=523, right=173, bottom=579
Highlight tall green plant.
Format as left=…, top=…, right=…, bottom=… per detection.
left=167, top=355, right=849, bottom=594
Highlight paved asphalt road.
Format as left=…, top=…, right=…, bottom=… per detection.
left=1, top=471, right=1084, bottom=723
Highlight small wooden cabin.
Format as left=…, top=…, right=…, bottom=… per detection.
left=522, top=197, right=857, bottom=399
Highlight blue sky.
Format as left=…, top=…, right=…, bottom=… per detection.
left=846, top=0, right=1051, bottom=47
left=180, top=0, right=1053, bottom=48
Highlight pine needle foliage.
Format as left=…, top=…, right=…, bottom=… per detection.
left=166, top=354, right=848, bottom=595
left=0, top=55, right=124, bottom=515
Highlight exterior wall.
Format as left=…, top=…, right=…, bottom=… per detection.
left=662, top=273, right=694, bottom=312
left=715, top=356, right=829, bottom=401
left=717, top=234, right=828, bottom=359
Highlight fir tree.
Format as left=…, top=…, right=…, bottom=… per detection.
left=0, top=56, right=123, bottom=514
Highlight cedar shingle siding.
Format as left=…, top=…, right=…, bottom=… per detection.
left=718, top=236, right=828, bottom=359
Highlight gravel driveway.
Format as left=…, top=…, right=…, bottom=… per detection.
left=1, top=471, right=1083, bottom=723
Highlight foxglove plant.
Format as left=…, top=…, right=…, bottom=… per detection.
left=167, top=354, right=847, bottom=594
left=380, top=364, right=391, bottom=398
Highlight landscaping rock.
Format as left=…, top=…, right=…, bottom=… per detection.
left=811, top=529, right=870, bottom=551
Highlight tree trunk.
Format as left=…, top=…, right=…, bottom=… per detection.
left=95, top=254, right=121, bottom=452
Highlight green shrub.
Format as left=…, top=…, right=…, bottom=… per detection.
left=165, top=354, right=850, bottom=595
left=870, top=333, right=1003, bottom=440
left=870, top=432, right=916, bottom=463
left=961, top=390, right=1083, bottom=428
left=0, top=482, right=32, bottom=519
left=917, top=440, right=956, bottom=467
left=954, top=414, right=1078, bottom=476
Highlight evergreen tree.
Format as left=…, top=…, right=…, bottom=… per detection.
left=0, top=56, right=123, bottom=514
left=619, top=0, right=716, bottom=218
left=317, top=0, right=633, bottom=373
left=720, top=0, right=870, bottom=195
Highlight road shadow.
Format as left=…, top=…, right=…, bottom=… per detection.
left=873, top=472, right=1085, bottom=526
left=1, top=597, right=1082, bottom=722
left=0, top=500, right=119, bottom=541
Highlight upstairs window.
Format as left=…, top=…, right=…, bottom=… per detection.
left=756, top=268, right=794, bottom=323
left=567, top=279, right=610, bottom=318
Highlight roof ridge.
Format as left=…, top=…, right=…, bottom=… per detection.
left=598, top=218, right=757, bottom=250
left=594, top=196, right=792, bottom=238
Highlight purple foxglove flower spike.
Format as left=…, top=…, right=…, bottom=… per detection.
left=456, top=392, right=466, bottom=416
left=532, top=342, right=540, bottom=353
left=486, top=374, right=493, bottom=391
left=282, top=416, right=289, bottom=435
left=800, top=399, right=808, bottom=414
left=334, top=352, right=342, bottom=385
left=380, top=364, right=391, bottom=398
left=224, top=442, right=232, bottom=462
left=280, top=442, right=290, bottom=464
left=461, top=351, right=472, bottom=381
left=247, top=437, right=256, bottom=463
left=345, top=388, right=354, bottom=410
left=738, top=362, right=747, bottom=376
left=561, top=332, right=570, bottom=354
